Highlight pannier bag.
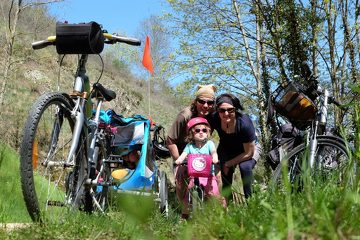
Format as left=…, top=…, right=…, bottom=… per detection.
left=273, top=82, right=317, bottom=129
left=266, top=123, right=302, bottom=169
left=56, top=21, right=104, bottom=54
left=187, top=154, right=212, bottom=177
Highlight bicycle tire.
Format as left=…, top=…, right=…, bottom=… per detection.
left=189, top=184, right=203, bottom=215
left=159, top=171, right=169, bottom=216
left=272, top=136, right=355, bottom=191
left=20, top=92, right=89, bottom=222
left=90, top=143, right=111, bottom=213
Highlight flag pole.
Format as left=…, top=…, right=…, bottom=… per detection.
left=141, top=35, right=154, bottom=119
left=148, top=73, right=151, bottom=116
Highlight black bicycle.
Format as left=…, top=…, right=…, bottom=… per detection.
left=268, top=63, right=356, bottom=190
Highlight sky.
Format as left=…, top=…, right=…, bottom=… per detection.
left=48, top=0, right=169, bottom=37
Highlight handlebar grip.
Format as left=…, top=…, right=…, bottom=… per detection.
left=32, top=36, right=56, bottom=50
left=32, top=40, right=52, bottom=50
left=103, top=33, right=141, bottom=46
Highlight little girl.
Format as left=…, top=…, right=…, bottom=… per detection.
left=175, top=117, right=221, bottom=219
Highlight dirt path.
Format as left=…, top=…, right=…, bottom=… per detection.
left=0, top=223, right=31, bottom=231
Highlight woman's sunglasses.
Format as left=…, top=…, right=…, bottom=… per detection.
left=193, top=128, right=208, bottom=133
left=197, top=99, right=214, bottom=105
left=218, top=107, right=236, bottom=113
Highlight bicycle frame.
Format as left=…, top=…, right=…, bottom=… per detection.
left=306, top=87, right=330, bottom=168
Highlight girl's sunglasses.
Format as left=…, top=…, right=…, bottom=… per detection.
left=193, top=128, right=208, bottom=133
left=218, top=107, right=236, bottom=113
left=197, top=99, right=214, bottom=105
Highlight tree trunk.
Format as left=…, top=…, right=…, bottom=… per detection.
left=0, top=0, right=22, bottom=106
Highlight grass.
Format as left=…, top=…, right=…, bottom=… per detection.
left=0, top=144, right=31, bottom=223
left=1, top=140, right=360, bottom=239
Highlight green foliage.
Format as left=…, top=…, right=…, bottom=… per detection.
left=112, top=58, right=129, bottom=72
left=0, top=144, right=31, bottom=223
left=1, top=141, right=360, bottom=239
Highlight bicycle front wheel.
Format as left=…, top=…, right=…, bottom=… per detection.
left=272, top=136, right=355, bottom=191
left=20, top=92, right=89, bottom=222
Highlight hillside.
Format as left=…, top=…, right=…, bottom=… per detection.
left=0, top=6, right=180, bottom=151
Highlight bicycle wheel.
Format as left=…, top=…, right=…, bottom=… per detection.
left=20, top=92, right=89, bottom=222
left=272, top=136, right=355, bottom=191
left=90, top=143, right=111, bottom=213
left=189, top=179, right=204, bottom=215
left=159, top=171, right=169, bottom=216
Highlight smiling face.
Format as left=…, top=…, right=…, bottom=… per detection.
left=217, top=102, right=236, bottom=123
left=195, top=97, right=215, bottom=117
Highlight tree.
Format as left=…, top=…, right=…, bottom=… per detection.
left=0, top=0, right=62, bottom=106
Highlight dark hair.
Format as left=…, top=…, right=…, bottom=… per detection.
left=190, top=99, right=198, bottom=116
left=215, top=93, right=244, bottom=111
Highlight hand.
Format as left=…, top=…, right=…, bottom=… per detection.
left=212, top=158, right=219, bottom=164
left=175, top=159, right=182, bottom=165
left=224, top=161, right=231, bottom=168
left=223, top=164, right=230, bottom=175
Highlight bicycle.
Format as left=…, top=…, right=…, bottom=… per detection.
left=19, top=21, right=145, bottom=222
left=269, top=63, right=356, bottom=189
left=179, top=156, right=219, bottom=216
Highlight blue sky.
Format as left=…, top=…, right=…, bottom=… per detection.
left=48, top=0, right=169, bottom=36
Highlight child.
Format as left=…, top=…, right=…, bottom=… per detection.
left=175, top=117, right=221, bottom=219
left=123, top=149, right=140, bottom=170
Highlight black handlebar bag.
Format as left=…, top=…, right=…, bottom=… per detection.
left=56, top=21, right=104, bottom=54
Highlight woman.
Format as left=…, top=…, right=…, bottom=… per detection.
left=210, top=93, right=256, bottom=203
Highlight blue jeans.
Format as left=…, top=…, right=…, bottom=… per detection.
left=220, top=159, right=256, bottom=201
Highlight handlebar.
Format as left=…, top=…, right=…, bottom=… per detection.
left=103, top=33, right=141, bottom=46
left=32, top=32, right=141, bottom=50
left=32, top=36, right=56, bottom=49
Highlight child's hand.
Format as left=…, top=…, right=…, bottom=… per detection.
left=212, top=158, right=219, bottom=164
left=175, top=159, right=183, bottom=165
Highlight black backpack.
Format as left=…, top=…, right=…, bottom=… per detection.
left=266, top=123, right=302, bottom=170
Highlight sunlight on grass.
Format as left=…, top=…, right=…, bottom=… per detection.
left=0, top=144, right=31, bottom=223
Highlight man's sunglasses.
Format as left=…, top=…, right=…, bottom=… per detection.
left=193, top=128, right=208, bottom=133
left=218, top=107, right=236, bottom=113
left=197, top=99, right=214, bottom=105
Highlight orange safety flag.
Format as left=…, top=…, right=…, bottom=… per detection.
left=142, top=35, right=154, bottom=75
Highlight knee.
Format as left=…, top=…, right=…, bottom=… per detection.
left=239, top=159, right=255, bottom=172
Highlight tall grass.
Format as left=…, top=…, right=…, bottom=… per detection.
left=1, top=99, right=360, bottom=239
left=0, top=144, right=31, bottom=223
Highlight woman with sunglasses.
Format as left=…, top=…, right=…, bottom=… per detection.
left=166, top=84, right=216, bottom=219
left=175, top=117, right=220, bottom=219
left=211, top=93, right=257, bottom=204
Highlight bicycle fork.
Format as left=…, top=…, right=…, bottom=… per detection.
left=309, top=89, right=329, bottom=168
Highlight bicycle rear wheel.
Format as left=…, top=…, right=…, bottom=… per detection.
left=159, top=171, right=169, bottom=216
left=272, top=136, right=355, bottom=191
left=20, top=92, right=89, bottom=222
left=90, top=143, right=111, bottom=213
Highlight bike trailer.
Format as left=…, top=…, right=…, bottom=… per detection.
left=99, top=109, right=156, bottom=191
